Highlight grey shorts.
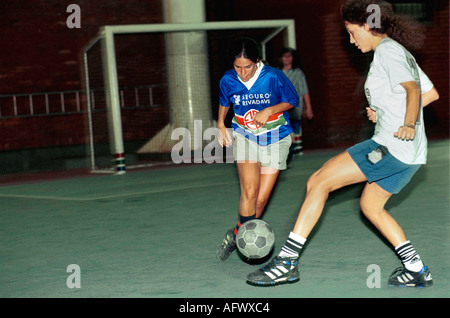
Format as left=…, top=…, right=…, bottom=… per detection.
left=233, top=132, right=292, bottom=170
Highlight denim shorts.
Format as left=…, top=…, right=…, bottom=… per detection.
left=347, top=139, right=421, bottom=194
left=233, top=132, right=292, bottom=170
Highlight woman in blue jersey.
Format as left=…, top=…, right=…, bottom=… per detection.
left=216, top=38, right=300, bottom=261
left=246, top=0, right=439, bottom=287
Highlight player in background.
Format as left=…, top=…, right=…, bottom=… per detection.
left=246, top=0, right=439, bottom=287
left=279, top=47, right=314, bottom=157
left=216, top=38, right=299, bottom=261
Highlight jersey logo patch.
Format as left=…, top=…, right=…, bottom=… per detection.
left=243, top=109, right=261, bottom=131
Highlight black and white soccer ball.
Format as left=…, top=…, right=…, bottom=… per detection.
left=236, top=219, right=275, bottom=259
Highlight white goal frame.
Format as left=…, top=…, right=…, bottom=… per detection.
left=83, top=19, right=296, bottom=174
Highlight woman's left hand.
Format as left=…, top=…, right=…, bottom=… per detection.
left=253, top=109, right=271, bottom=127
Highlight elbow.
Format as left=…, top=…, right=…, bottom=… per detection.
left=285, top=102, right=295, bottom=111
left=423, top=88, right=439, bottom=107
left=428, top=88, right=440, bottom=106
left=433, top=89, right=440, bottom=102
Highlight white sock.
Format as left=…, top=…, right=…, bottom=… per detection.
left=395, top=240, right=424, bottom=272
left=278, top=232, right=307, bottom=258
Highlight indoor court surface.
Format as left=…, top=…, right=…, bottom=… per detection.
left=0, top=140, right=448, bottom=298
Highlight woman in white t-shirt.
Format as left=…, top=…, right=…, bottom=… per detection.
left=280, top=47, right=314, bottom=156
left=246, top=0, right=439, bottom=288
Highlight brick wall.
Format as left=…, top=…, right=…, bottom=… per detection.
left=213, top=0, right=449, bottom=149
left=0, top=0, right=167, bottom=153
left=0, top=0, right=448, bottom=156
left=0, top=0, right=164, bottom=93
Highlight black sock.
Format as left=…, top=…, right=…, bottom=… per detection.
left=233, top=214, right=256, bottom=238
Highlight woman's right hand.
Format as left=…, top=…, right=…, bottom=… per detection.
left=366, top=107, right=376, bottom=123
left=218, top=124, right=232, bottom=147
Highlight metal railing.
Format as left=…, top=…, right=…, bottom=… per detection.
left=0, top=90, right=83, bottom=118
left=0, top=85, right=161, bottom=118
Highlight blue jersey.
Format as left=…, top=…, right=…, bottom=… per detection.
left=219, top=65, right=299, bottom=145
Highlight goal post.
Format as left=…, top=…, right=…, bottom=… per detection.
left=83, top=19, right=296, bottom=174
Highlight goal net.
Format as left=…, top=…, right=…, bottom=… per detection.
left=83, top=20, right=296, bottom=173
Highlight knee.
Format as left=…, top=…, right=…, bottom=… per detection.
left=306, top=172, right=317, bottom=192
left=360, top=197, right=381, bottom=217
left=241, top=185, right=259, bottom=201
left=306, top=171, right=329, bottom=194
left=359, top=198, right=369, bottom=216
left=256, top=196, right=269, bottom=211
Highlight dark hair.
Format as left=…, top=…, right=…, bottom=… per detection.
left=229, top=38, right=261, bottom=65
left=279, top=47, right=303, bottom=70
left=341, top=0, right=425, bottom=50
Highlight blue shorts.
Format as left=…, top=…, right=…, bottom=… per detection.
left=347, top=139, right=421, bottom=194
left=290, top=119, right=301, bottom=134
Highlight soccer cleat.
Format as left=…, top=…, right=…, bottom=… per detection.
left=246, top=256, right=300, bottom=286
left=388, top=265, right=433, bottom=288
left=216, top=228, right=237, bottom=262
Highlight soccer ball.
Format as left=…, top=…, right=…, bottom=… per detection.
left=236, top=219, right=275, bottom=259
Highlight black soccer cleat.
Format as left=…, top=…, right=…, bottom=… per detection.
left=216, top=228, right=237, bottom=262
left=246, top=256, right=300, bottom=286
left=388, top=265, right=433, bottom=288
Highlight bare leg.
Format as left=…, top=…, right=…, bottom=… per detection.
left=359, top=182, right=407, bottom=247
left=237, top=162, right=280, bottom=218
left=255, top=167, right=280, bottom=218
left=236, top=161, right=261, bottom=217
left=293, top=151, right=367, bottom=238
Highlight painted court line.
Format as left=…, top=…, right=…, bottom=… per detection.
left=0, top=180, right=238, bottom=202
left=0, top=166, right=311, bottom=202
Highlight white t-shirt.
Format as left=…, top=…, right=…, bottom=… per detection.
left=365, top=37, right=434, bottom=164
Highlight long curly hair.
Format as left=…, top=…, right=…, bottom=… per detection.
left=341, top=0, right=425, bottom=51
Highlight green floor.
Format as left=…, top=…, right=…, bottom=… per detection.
left=0, top=140, right=448, bottom=298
